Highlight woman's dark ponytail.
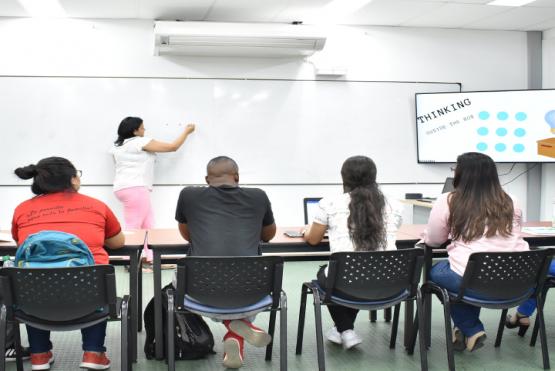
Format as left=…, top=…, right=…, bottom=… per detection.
left=14, top=157, right=77, bottom=195
left=115, top=117, right=143, bottom=146
left=14, top=164, right=38, bottom=180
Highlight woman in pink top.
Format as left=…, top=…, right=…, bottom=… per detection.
left=423, top=152, right=529, bottom=352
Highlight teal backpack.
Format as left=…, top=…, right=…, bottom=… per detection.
left=15, top=230, right=95, bottom=268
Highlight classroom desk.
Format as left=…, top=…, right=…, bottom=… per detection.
left=400, top=199, right=434, bottom=224
left=0, top=229, right=146, bottom=363
left=146, top=226, right=422, bottom=360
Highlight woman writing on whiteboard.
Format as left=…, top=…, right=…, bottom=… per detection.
left=111, top=116, right=195, bottom=233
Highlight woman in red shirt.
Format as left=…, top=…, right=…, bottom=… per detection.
left=11, top=157, right=124, bottom=371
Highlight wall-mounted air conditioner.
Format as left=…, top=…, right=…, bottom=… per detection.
left=154, top=21, right=327, bottom=57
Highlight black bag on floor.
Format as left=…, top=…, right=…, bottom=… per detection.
left=144, top=284, right=215, bottom=360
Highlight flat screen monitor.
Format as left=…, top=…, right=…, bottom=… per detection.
left=303, top=197, right=322, bottom=225
left=415, top=89, right=555, bottom=163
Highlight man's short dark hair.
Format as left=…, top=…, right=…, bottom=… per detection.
left=206, top=156, right=239, bottom=174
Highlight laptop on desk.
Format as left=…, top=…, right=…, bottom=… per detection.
left=283, top=197, right=324, bottom=238
left=417, top=177, right=454, bottom=202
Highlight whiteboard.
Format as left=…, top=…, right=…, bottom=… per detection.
left=0, top=77, right=460, bottom=185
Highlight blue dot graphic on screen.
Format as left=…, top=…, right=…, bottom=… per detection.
left=497, top=112, right=509, bottom=120
left=478, top=111, right=490, bottom=120
left=495, top=143, right=506, bottom=152
left=513, top=144, right=525, bottom=153
left=477, top=127, right=489, bottom=136
left=496, top=128, right=507, bottom=136
left=477, top=142, right=488, bottom=151
left=515, top=112, right=527, bottom=121
left=514, top=128, right=526, bottom=137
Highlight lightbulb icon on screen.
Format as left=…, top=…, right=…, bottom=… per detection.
left=545, top=110, right=555, bottom=134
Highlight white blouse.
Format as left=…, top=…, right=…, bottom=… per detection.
left=312, top=192, right=403, bottom=253
left=111, top=136, right=156, bottom=192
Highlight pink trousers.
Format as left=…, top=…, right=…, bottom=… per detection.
left=114, top=186, right=154, bottom=262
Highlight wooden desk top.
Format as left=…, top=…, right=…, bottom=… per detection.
left=0, top=229, right=147, bottom=249
left=401, top=199, right=434, bottom=209
left=393, top=222, right=555, bottom=244
left=146, top=226, right=428, bottom=246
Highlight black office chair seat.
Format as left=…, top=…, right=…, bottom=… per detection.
left=444, top=289, right=534, bottom=308
left=13, top=306, right=111, bottom=331
left=310, top=280, right=410, bottom=310
left=184, top=294, right=273, bottom=318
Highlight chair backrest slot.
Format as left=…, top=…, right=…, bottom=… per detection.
left=0, top=265, right=116, bottom=322
left=328, top=249, right=424, bottom=301
left=177, top=256, right=284, bottom=309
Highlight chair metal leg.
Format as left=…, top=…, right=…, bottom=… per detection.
left=121, top=295, right=130, bottom=371
left=295, top=284, right=310, bottom=355
left=280, top=292, right=288, bottom=371
left=389, top=304, right=401, bottom=349
left=416, top=290, right=428, bottom=371
left=536, top=297, right=550, bottom=370
left=167, top=291, right=175, bottom=371
left=138, top=253, right=143, bottom=332
left=13, top=322, right=22, bottom=371
left=440, top=290, right=456, bottom=371
left=0, top=305, right=6, bottom=371
left=370, top=310, right=377, bottom=322
left=313, top=292, right=326, bottom=371
left=495, top=308, right=508, bottom=347
left=531, top=316, right=540, bottom=347
left=265, top=309, right=277, bottom=361
left=384, top=307, right=392, bottom=322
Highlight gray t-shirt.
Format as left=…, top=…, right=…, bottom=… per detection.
left=175, top=185, right=275, bottom=256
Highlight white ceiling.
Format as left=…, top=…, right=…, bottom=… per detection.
left=2, top=0, right=555, bottom=31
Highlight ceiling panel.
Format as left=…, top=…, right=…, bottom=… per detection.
left=272, top=0, right=332, bottom=23
left=0, top=0, right=554, bottom=31
left=465, top=6, right=555, bottom=30
left=0, top=1, right=26, bottom=16
left=138, top=0, right=213, bottom=20
left=339, top=0, right=445, bottom=26
left=402, top=3, right=512, bottom=28
left=59, top=0, right=139, bottom=19
left=205, top=0, right=289, bottom=23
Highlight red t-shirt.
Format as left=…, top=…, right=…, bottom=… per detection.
left=11, top=191, right=122, bottom=265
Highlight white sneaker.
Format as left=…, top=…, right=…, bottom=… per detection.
left=340, top=329, right=362, bottom=349
left=326, top=327, right=342, bottom=345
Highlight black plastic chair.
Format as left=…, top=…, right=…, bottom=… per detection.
left=167, top=256, right=287, bottom=371
left=295, top=249, right=426, bottom=371
left=0, top=265, right=131, bottom=371
left=419, top=249, right=554, bottom=371
left=528, top=275, right=555, bottom=347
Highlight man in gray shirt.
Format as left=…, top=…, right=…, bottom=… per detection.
left=174, top=156, right=276, bottom=368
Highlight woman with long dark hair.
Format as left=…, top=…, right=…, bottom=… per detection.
left=424, top=152, right=529, bottom=352
left=304, top=155, right=402, bottom=349
left=12, top=157, right=124, bottom=370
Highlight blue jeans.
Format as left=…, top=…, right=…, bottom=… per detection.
left=26, top=321, right=107, bottom=354
left=429, top=260, right=490, bottom=337
left=517, top=261, right=555, bottom=317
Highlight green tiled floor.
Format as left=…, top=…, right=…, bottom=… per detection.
left=6, top=261, right=555, bottom=370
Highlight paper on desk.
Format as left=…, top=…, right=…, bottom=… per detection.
left=522, top=227, right=555, bottom=236
left=0, top=233, right=14, bottom=242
